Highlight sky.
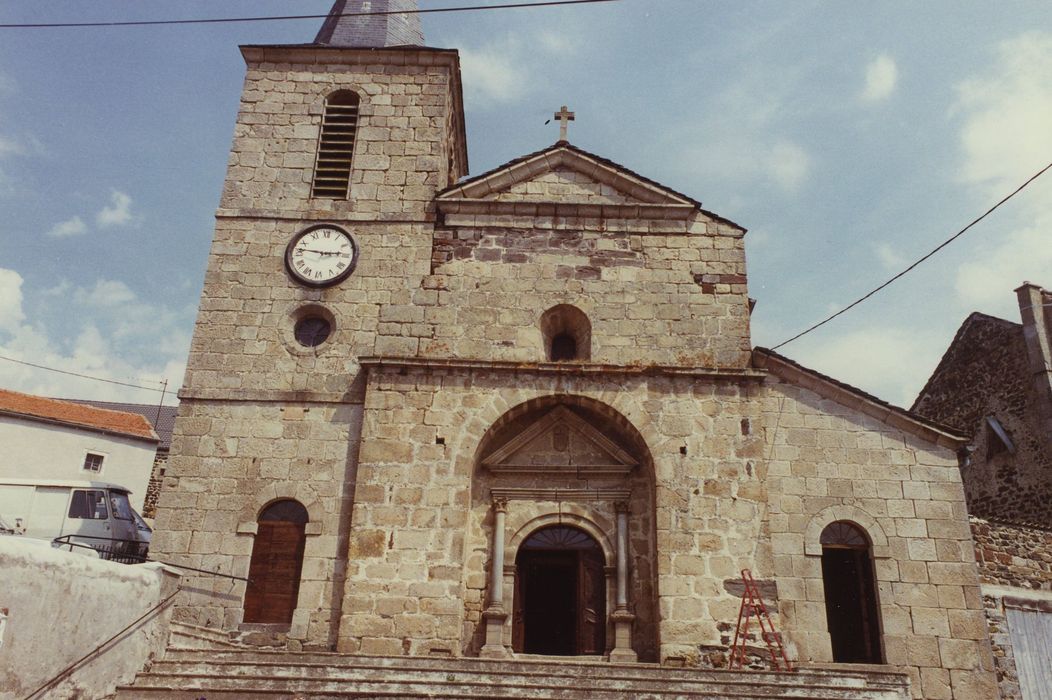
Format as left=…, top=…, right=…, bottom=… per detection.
left=0, top=0, right=1050, bottom=409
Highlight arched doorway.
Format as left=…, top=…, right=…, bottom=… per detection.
left=820, top=521, right=883, bottom=663
left=244, top=499, right=308, bottom=624
left=512, top=525, right=606, bottom=656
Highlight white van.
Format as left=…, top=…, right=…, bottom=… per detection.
left=0, top=478, right=151, bottom=559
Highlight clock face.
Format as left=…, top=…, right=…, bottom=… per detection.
left=285, top=225, right=358, bottom=287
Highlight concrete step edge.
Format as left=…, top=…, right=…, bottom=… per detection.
left=158, top=649, right=908, bottom=685
left=121, top=672, right=906, bottom=699
left=137, top=665, right=882, bottom=692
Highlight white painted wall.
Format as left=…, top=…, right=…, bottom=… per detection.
left=0, top=537, right=180, bottom=700
left=0, top=415, right=156, bottom=511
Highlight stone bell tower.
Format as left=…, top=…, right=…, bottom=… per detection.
left=151, top=0, right=468, bottom=647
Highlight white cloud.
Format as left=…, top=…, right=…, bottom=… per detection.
left=861, top=54, right=898, bottom=102
left=0, top=266, right=186, bottom=404
left=955, top=33, right=1052, bottom=197
left=96, top=190, right=134, bottom=228
left=458, top=28, right=577, bottom=107
left=951, top=32, right=1052, bottom=311
left=767, top=141, right=811, bottom=191
left=791, top=325, right=945, bottom=408
left=0, top=135, right=22, bottom=158
left=0, top=269, right=25, bottom=333
left=875, top=243, right=906, bottom=270
left=46, top=216, right=87, bottom=238
left=954, top=219, right=1052, bottom=315
left=74, top=279, right=137, bottom=307
left=460, top=44, right=527, bottom=105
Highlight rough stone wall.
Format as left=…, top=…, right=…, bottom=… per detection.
left=141, top=450, right=167, bottom=519
left=222, top=47, right=462, bottom=216
left=913, top=314, right=1052, bottom=522
left=152, top=400, right=361, bottom=647
left=972, top=517, right=1052, bottom=590
left=761, top=367, right=997, bottom=700
left=336, top=367, right=771, bottom=660
left=428, top=212, right=751, bottom=368
left=971, top=517, right=1052, bottom=700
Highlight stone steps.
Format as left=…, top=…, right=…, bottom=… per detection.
left=168, top=621, right=247, bottom=649
left=115, top=647, right=912, bottom=700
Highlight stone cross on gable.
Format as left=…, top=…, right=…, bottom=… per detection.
left=554, top=105, right=575, bottom=142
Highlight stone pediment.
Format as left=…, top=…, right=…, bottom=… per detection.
left=436, top=143, right=700, bottom=220
left=481, top=405, right=638, bottom=477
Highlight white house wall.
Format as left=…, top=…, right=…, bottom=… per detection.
left=0, top=415, right=156, bottom=511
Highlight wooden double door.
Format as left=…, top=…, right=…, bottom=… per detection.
left=512, top=527, right=606, bottom=656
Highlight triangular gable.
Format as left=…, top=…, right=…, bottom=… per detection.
left=481, top=405, right=638, bottom=477
left=437, top=143, right=742, bottom=225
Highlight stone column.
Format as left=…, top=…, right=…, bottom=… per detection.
left=480, top=497, right=509, bottom=658
left=609, top=500, right=637, bottom=662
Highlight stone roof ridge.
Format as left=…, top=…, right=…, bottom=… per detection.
left=752, top=347, right=967, bottom=448
left=0, top=388, right=159, bottom=442
left=314, top=0, right=424, bottom=48
left=909, top=311, right=1021, bottom=411
left=437, top=141, right=746, bottom=231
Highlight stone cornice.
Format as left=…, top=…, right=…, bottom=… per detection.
left=359, top=356, right=766, bottom=380
left=436, top=198, right=696, bottom=221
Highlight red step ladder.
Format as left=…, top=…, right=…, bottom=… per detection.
left=728, top=569, right=794, bottom=672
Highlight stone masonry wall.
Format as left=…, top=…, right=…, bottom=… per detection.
left=336, top=366, right=772, bottom=659
left=152, top=399, right=362, bottom=648
left=759, top=363, right=997, bottom=700
left=223, top=47, right=463, bottom=217
left=429, top=212, right=751, bottom=369
left=913, top=314, right=1052, bottom=522
left=971, top=517, right=1052, bottom=700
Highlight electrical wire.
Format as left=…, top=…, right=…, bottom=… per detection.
left=0, top=353, right=168, bottom=393
left=772, top=160, right=1052, bottom=350
left=0, top=0, right=622, bottom=30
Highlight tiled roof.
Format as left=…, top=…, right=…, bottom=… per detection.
left=314, top=0, right=424, bottom=48
left=0, top=389, right=158, bottom=442
left=64, top=399, right=178, bottom=450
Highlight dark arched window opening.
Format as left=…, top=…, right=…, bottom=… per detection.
left=311, top=90, right=360, bottom=199
left=540, top=305, right=591, bottom=361
left=550, top=333, right=577, bottom=361
left=513, top=525, right=605, bottom=656
left=820, top=521, right=883, bottom=663
left=244, top=499, right=308, bottom=624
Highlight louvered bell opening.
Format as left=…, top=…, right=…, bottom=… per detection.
left=311, top=93, right=360, bottom=199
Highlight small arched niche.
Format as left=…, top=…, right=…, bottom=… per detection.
left=540, top=305, right=591, bottom=362
left=820, top=521, right=884, bottom=663
left=244, top=499, right=309, bottom=624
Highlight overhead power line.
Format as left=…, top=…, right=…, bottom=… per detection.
left=0, top=353, right=168, bottom=393
left=772, top=159, right=1052, bottom=351
left=0, top=0, right=621, bottom=30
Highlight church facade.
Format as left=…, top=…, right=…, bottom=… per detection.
left=151, top=3, right=997, bottom=698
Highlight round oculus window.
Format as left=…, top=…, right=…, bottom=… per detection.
left=293, top=316, right=332, bottom=347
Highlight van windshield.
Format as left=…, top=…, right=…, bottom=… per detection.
left=108, top=491, right=134, bottom=521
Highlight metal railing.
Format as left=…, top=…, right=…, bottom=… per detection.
left=51, top=534, right=250, bottom=582
left=52, top=534, right=149, bottom=564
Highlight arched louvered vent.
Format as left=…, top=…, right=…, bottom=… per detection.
left=311, top=91, right=360, bottom=198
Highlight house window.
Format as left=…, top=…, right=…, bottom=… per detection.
left=82, top=452, right=105, bottom=473
left=311, top=90, right=360, bottom=199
